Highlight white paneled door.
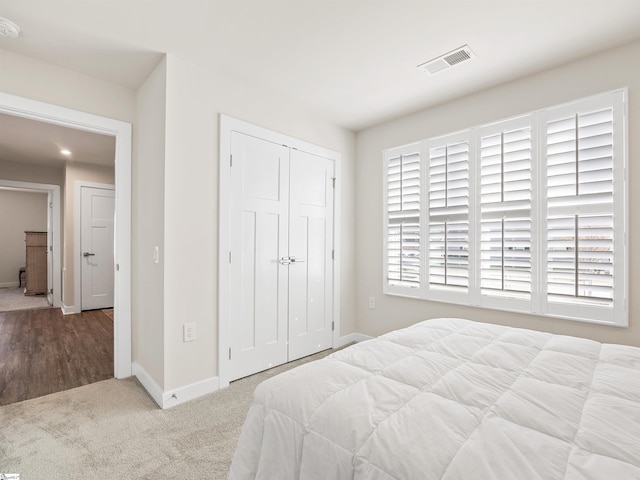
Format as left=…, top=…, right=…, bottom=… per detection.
left=81, top=186, right=115, bottom=311
left=229, top=131, right=334, bottom=381
left=288, top=149, right=334, bottom=361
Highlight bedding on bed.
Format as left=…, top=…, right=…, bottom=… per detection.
left=228, top=318, right=640, bottom=479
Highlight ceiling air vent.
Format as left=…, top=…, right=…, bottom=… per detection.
left=418, top=45, right=475, bottom=76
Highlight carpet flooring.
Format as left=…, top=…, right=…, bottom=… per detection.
left=0, top=287, right=49, bottom=313
left=0, top=348, right=335, bottom=479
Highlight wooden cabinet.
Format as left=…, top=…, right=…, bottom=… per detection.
left=25, top=231, right=47, bottom=296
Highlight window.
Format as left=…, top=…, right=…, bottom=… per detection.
left=385, top=146, right=421, bottom=291
left=427, top=134, right=470, bottom=294
left=383, top=90, right=628, bottom=326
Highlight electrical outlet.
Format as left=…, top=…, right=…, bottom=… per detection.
left=369, top=296, right=376, bottom=309
left=183, top=322, right=196, bottom=342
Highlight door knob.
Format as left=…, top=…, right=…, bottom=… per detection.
left=83, top=252, right=96, bottom=257
left=279, top=256, right=305, bottom=265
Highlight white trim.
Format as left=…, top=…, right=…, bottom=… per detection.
left=336, top=333, right=373, bottom=347
left=133, top=362, right=220, bottom=409
left=132, top=362, right=164, bottom=408
left=74, top=181, right=115, bottom=313
left=61, top=303, right=81, bottom=315
left=218, top=114, right=342, bottom=388
left=161, top=376, right=220, bottom=409
left=0, top=91, right=133, bottom=378
left=0, top=282, right=20, bottom=288
left=0, top=179, right=61, bottom=308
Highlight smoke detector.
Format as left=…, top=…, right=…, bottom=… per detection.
left=418, top=45, right=475, bottom=76
left=0, top=17, right=20, bottom=38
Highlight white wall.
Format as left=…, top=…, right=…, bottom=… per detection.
left=0, top=46, right=356, bottom=399
left=355, top=39, right=640, bottom=347
left=0, top=189, right=47, bottom=286
left=133, top=57, right=166, bottom=389
left=0, top=49, right=135, bottom=124
left=0, top=159, right=64, bottom=186
left=161, top=54, right=356, bottom=390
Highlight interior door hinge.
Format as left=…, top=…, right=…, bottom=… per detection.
left=49, top=202, right=53, bottom=208
left=49, top=288, right=53, bottom=294
left=229, top=347, right=232, bottom=360
left=331, top=250, right=334, bottom=260
left=332, top=321, right=335, bottom=332
left=332, top=177, right=336, bottom=189
left=230, top=154, right=233, bottom=167
left=229, top=251, right=232, bottom=263
left=50, top=245, right=53, bottom=252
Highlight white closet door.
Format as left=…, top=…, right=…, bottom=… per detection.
left=81, top=186, right=115, bottom=310
left=288, top=149, right=334, bottom=361
left=229, top=131, right=290, bottom=381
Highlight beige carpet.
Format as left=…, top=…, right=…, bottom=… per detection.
left=0, top=287, right=50, bottom=312
left=0, top=348, right=334, bottom=479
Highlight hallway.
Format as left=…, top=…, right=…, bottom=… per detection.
left=0, top=308, right=113, bottom=405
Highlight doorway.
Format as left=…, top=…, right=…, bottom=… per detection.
left=0, top=91, right=132, bottom=379
left=218, top=115, right=342, bottom=387
left=0, top=180, right=62, bottom=311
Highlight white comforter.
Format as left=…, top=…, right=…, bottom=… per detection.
left=228, top=318, right=640, bottom=479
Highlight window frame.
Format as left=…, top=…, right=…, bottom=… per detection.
left=382, top=89, right=628, bottom=327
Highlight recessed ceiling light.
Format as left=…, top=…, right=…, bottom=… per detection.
left=60, top=149, right=71, bottom=156
left=0, top=17, right=20, bottom=38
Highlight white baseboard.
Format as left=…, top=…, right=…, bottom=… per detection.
left=133, top=362, right=220, bottom=409
left=336, top=332, right=373, bottom=348
left=0, top=282, right=20, bottom=288
left=161, top=376, right=220, bottom=409
left=132, top=362, right=164, bottom=408
left=61, top=303, right=80, bottom=315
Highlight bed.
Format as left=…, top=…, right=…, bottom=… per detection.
left=228, top=318, right=640, bottom=479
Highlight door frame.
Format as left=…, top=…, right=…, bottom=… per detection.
left=218, top=114, right=342, bottom=388
left=0, top=179, right=61, bottom=307
left=75, top=181, right=116, bottom=311
left=0, top=91, right=133, bottom=379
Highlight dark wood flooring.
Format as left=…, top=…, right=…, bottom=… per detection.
left=0, top=308, right=113, bottom=406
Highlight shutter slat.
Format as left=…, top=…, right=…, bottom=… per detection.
left=480, top=124, right=532, bottom=297
left=387, top=151, right=421, bottom=288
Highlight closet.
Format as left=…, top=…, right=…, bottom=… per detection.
left=222, top=117, right=337, bottom=382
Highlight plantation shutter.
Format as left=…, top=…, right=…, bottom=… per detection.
left=428, top=137, right=469, bottom=291
left=386, top=150, right=421, bottom=288
left=480, top=118, right=532, bottom=299
left=546, top=107, right=614, bottom=305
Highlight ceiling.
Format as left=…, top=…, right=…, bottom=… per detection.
left=0, top=112, right=115, bottom=168
left=1, top=1, right=640, bottom=132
